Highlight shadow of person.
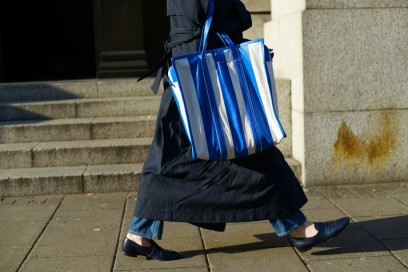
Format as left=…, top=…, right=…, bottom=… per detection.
left=179, top=232, right=290, bottom=258
left=311, top=215, right=408, bottom=256
left=180, top=216, right=408, bottom=259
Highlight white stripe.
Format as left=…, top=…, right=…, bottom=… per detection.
left=173, top=59, right=210, bottom=159
left=248, top=42, right=285, bottom=142
left=205, top=52, right=235, bottom=159
left=266, top=61, right=279, bottom=118
left=168, top=67, right=192, bottom=142
left=224, top=49, right=256, bottom=155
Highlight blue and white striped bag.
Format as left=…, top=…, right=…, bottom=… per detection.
left=167, top=0, right=286, bottom=161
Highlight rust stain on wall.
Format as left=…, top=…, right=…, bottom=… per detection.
left=333, top=111, right=397, bottom=165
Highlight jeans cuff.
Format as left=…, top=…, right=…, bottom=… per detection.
left=128, top=230, right=162, bottom=240
left=276, top=216, right=307, bottom=237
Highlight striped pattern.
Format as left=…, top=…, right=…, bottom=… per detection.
left=168, top=38, right=286, bottom=160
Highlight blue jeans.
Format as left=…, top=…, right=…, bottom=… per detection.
left=128, top=210, right=306, bottom=239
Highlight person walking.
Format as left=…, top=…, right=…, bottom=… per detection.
left=122, top=0, right=349, bottom=261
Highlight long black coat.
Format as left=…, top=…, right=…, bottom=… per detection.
left=134, top=0, right=307, bottom=227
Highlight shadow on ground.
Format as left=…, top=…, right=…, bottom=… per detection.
left=180, top=216, right=408, bottom=258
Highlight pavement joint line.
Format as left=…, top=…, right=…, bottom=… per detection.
left=198, top=227, right=211, bottom=272
left=290, top=241, right=312, bottom=271
left=16, top=195, right=65, bottom=272
left=111, top=194, right=128, bottom=272
left=378, top=186, right=408, bottom=207
left=355, top=217, right=408, bottom=269
left=382, top=242, right=408, bottom=270
left=315, top=188, right=354, bottom=219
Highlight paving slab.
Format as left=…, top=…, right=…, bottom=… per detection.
left=20, top=256, right=113, bottom=272
left=58, top=192, right=127, bottom=211
left=116, top=268, right=208, bottom=272
left=0, top=201, right=60, bottom=223
left=0, top=245, right=32, bottom=272
left=0, top=197, right=61, bottom=272
left=201, top=222, right=289, bottom=250
left=207, top=247, right=308, bottom=272
left=298, top=223, right=390, bottom=262
left=29, top=227, right=118, bottom=258
left=118, top=266, right=208, bottom=272
left=302, top=189, right=338, bottom=210
left=46, top=208, right=123, bottom=231
left=0, top=221, right=49, bottom=245
left=301, top=208, right=349, bottom=222
left=317, top=186, right=408, bottom=217
left=355, top=215, right=408, bottom=241
left=383, top=239, right=408, bottom=267
left=380, top=182, right=408, bottom=205
left=308, top=255, right=408, bottom=272
left=0, top=184, right=407, bottom=271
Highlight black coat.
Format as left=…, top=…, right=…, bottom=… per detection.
left=134, top=0, right=307, bottom=229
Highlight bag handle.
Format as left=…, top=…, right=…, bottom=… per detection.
left=198, top=0, right=215, bottom=53
left=216, top=32, right=235, bottom=46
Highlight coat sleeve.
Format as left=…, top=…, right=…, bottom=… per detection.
left=167, top=0, right=209, bottom=25
left=167, top=0, right=251, bottom=32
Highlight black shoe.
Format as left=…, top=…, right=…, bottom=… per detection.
left=122, top=237, right=182, bottom=261
left=287, top=217, right=350, bottom=252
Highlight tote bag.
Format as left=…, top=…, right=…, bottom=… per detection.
left=167, top=0, right=286, bottom=161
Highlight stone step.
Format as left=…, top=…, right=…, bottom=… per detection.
left=0, top=96, right=161, bottom=121
left=0, top=78, right=156, bottom=102
left=0, top=157, right=301, bottom=198
left=0, top=115, right=156, bottom=144
left=0, top=138, right=152, bottom=169
left=0, top=164, right=143, bottom=198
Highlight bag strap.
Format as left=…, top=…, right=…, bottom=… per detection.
left=198, top=0, right=216, bottom=53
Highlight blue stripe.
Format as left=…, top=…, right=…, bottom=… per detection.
left=239, top=41, right=274, bottom=150
left=169, top=66, right=198, bottom=159
left=200, top=54, right=227, bottom=160
left=231, top=46, right=263, bottom=153
left=213, top=51, right=248, bottom=158
left=184, top=56, right=217, bottom=159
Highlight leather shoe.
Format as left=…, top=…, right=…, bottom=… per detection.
left=122, top=237, right=182, bottom=261
left=287, top=217, right=350, bottom=251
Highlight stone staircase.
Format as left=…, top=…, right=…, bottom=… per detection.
left=0, top=79, right=157, bottom=197
left=0, top=78, right=301, bottom=197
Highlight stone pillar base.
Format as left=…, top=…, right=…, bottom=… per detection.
left=265, top=0, right=408, bottom=186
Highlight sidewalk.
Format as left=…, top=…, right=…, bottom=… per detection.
left=1, top=183, right=407, bottom=272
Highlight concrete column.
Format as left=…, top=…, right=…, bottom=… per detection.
left=265, top=0, right=408, bottom=186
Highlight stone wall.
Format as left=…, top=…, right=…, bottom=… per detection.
left=264, top=0, right=408, bottom=186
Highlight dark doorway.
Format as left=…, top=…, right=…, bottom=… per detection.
left=143, top=0, right=169, bottom=68
left=0, top=0, right=96, bottom=82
